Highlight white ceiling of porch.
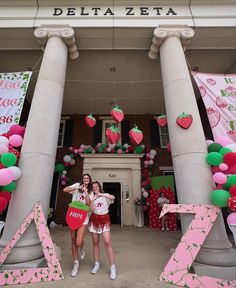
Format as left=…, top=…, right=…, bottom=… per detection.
left=0, top=26, right=235, bottom=115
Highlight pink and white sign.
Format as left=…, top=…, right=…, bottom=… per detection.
left=159, top=204, right=236, bottom=288
left=0, top=72, right=32, bottom=134
left=192, top=72, right=236, bottom=141
left=0, top=202, right=64, bottom=286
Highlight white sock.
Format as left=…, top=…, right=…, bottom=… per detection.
left=74, top=260, right=79, bottom=264
left=95, top=261, right=100, bottom=266
left=111, top=264, right=116, bottom=269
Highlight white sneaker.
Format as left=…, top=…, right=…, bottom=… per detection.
left=91, top=262, right=100, bottom=274
left=80, top=247, right=86, bottom=260
left=109, top=264, right=117, bottom=280
left=70, top=261, right=79, bottom=277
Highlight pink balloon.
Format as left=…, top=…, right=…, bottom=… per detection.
left=219, top=163, right=228, bottom=171
left=213, top=172, right=227, bottom=184
left=0, top=168, right=15, bottom=186
left=9, top=124, right=25, bottom=137
left=61, top=180, right=66, bottom=186
left=9, top=134, right=23, bottom=147
left=227, top=212, right=236, bottom=225
left=0, top=144, right=9, bottom=155
left=215, top=135, right=233, bottom=147
left=211, top=166, right=221, bottom=174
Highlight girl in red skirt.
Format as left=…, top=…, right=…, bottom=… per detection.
left=89, top=181, right=117, bottom=280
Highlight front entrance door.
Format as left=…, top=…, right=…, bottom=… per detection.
left=103, top=182, right=121, bottom=225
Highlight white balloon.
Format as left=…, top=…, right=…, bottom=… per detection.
left=0, top=136, right=9, bottom=146
left=149, top=160, right=154, bottom=165
left=149, top=154, right=154, bottom=159
left=8, top=166, right=21, bottom=180
left=226, top=143, right=236, bottom=152
left=70, top=159, right=76, bottom=165
left=63, top=155, right=72, bottom=163
left=0, top=144, right=9, bottom=155
left=143, top=191, right=149, bottom=198
left=123, top=143, right=129, bottom=148
left=150, top=149, right=157, bottom=156
left=62, top=170, right=67, bottom=175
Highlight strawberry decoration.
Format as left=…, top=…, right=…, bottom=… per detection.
left=156, top=115, right=167, bottom=127
left=106, top=125, right=121, bottom=144
left=85, top=114, right=96, bottom=128
left=111, top=105, right=124, bottom=123
left=176, top=112, right=193, bottom=129
left=129, top=125, right=143, bottom=145
left=66, top=201, right=89, bottom=230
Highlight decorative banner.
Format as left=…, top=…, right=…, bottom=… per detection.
left=0, top=202, right=64, bottom=285
left=0, top=71, right=32, bottom=134
left=159, top=204, right=236, bottom=288
left=192, top=72, right=236, bottom=142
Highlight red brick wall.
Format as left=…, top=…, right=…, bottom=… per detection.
left=53, top=114, right=173, bottom=224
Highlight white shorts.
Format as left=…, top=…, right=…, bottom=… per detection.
left=88, top=223, right=110, bottom=234
left=82, top=214, right=89, bottom=225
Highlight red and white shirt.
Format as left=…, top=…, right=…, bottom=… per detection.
left=93, top=194, right=114, bottom=215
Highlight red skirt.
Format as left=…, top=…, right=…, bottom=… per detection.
left=89, top=213, right=110, bottom=229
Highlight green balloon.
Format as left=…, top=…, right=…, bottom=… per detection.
left=3, top=181, right=16, bottom=192
left=1, top=152, right=17, bottom=167
left=98, top=146, right=104, bottom=153
left=135, top=146, right=144, bottom=154
left=210, top=189, right=230, bottom=207
left=226, top=175, right=236, bottom=187
left=222, top=183, right=230, bottom=191
left=205, top=152, right=223, bottom=166
left=208, top=143, right=223, bottom=153
left=55, top=163, right=65, bottom=173
left=219, top=147, right=232, bottom=156
left=85, top=147, right=92, bottom=153
left=70, top=153, right=75, bottom=159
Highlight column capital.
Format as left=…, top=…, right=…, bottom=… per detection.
left=148, top=25, right=194, bottom=60
left=34, top=25, right=79, bottom=60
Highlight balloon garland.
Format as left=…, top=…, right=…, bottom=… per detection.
left=55, top=143, right=157, bottom=211
left=0, top=124, right=25, bottom=213
left=205, top=135, right=236, bottom=226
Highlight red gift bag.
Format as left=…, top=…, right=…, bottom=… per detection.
left=66, top=201, right=89, bottom=230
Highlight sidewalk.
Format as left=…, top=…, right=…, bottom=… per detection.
left=7, top=225, right=182, bottom=288
left=5, top=226, right=235, bottom=288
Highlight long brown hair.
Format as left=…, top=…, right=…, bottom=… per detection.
left=92, top=181, right=104, bottom=193
left=81, top=173, right=92, bottom=194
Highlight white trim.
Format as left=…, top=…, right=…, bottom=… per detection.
left=57, top=119, right=66, bottom=148
left=159, top=166, right=173, bottom=171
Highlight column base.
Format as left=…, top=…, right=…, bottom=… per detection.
left=0, top=257, right=46, bottom=270
left=192, top=262, right=236, bottom=280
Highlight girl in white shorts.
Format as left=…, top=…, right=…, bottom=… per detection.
left=89, top=181, right=117, bottom=280
left=63, top=173, right=94, bottom=277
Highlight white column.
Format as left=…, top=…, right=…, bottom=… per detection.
left=148, top=25, right=236, bottom=276
left=0, top=26, right=78, bottom=265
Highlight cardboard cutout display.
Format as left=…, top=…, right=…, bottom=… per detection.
left=0, top=202, right=64, bottom=286
left=159, top=204, right=236, bottom=288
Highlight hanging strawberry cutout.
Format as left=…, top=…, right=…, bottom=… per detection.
left=106, top=125, right=121, bottom=144
left=176, top=112, right=193, bottom=129
left=85, top=114, right=96, bottom=128
left=129, top=125, right=143, bottom=145
left=156, top=115, right=167, bottom=127
left=111, top=105, right=124, bottom=123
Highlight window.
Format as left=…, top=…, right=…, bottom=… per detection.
left=159, top=125, right=169, bottom=148
left=57, top=119, right=66, bottom=148
left=102, top=119, right=122, bottom=145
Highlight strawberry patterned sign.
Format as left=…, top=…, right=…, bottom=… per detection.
left=192, top=72, right=236, bottom=142
left=176, top=112, right=193, bottom=129
left=85, top=114, right=96, bottom=128
left=0, top=72, right=32, bottom=134
left=111, top=105, right=124, bottom=123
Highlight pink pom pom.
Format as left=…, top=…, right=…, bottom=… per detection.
left=227, top=212, right=236, bottom=225
left=9, top=124, right=25, bottom=137
left=0, top=168, right=15, bottom=186
left=219, top=163, right=228, bottom=171
left=9, top=134, right=23, bottom=147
